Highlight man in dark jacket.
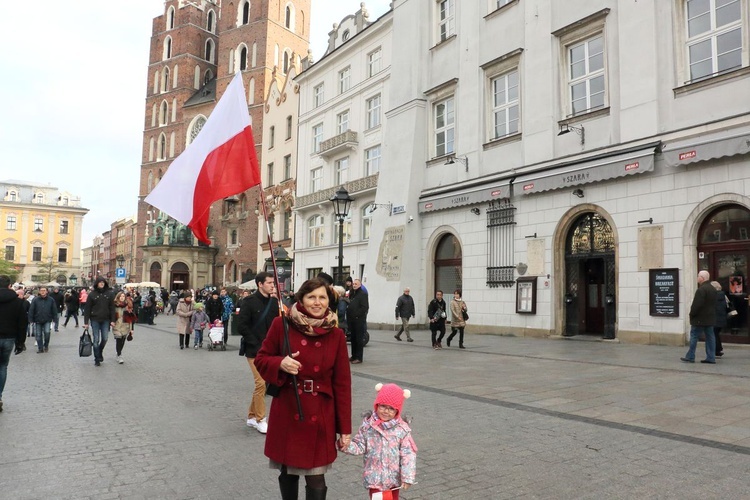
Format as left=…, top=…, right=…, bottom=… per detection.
left=51, top=287, right=65, bottom=332
left=394, top=287, right=415, bottom=342
left=427, top=290, right=448, bottom=350
left=347, top=278, right=369, bottom=364
left=682, top=270, right=717, bottom=364
left=0, top=276, right=28, bottom=412
left=237, top=272, right=278, bottom=434
left=28, top=286, right=58, bottom=353
left=83, top=277, right=116, bottom=366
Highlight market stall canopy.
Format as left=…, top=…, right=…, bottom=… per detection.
left=138, top=281, right=161, bottom=288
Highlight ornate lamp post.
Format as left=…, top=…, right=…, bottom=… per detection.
left=116, top=254, right=125, bottom=269
left=329, top=186, right=354, bottom=286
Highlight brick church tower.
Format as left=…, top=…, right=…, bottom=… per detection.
left=137, top=0, right=310, bottom=290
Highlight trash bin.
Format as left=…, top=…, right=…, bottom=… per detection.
left=231, top=313, right=241, bottom=335
left=137, top=307, right=149, bottom=324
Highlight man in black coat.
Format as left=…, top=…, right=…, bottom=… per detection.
left=347, top=278, right=369, bottom=364
left=681, top=270, right=717, bottom=364
left=237, top=272, right=278, bottom=434
left=394, top=287, right=415, bottom=342
left=28, top=287, right=58, bottom=353
left=0, top=276, right=28, bottom=412
left=83, top=277, right=116, bottom=366
left=427, top=290, right=448, bottom=350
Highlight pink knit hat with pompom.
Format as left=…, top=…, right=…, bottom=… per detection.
left=373, top=383, right=411, bottom=416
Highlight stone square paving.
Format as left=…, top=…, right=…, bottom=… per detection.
left=1, top=315, right=749, bottom=499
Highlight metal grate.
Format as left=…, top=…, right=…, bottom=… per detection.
left=486, top=199, right=516, bottom=288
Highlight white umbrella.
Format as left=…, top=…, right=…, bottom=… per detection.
left=44, top=281, right=61, bottom=287
left=238, top=280, right=256, bottom=290
left=139, top=281, right=161, bottom=288
left=123, top=283, right=139, bottom=288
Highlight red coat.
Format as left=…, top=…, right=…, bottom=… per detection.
left=255, top=316, right=352, bottom=470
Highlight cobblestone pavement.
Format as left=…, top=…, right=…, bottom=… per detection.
left=1, top=316, right=749, bottom=499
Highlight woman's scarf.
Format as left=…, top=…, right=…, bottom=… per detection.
left=287, top=302, right=338, bottom=336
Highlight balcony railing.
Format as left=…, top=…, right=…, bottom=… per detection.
left=319, top=130, right=358, bottom=158
left=296, top=173, right=379, bottom=209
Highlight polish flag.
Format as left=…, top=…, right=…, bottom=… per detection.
left=145, top=72, right=260, bottom=244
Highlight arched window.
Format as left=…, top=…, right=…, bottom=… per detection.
left=148, top=171, right=154, bottom=192
left=173, top=64, right=179, bottom=87
left=149, top=137, right=155, bottom=161
left=231, top=229, right=238, bottom=245
left=151, top=103, right=157, bottom=127
left=434, top=233, right=463, bottom=297
left=167, top=6, right=175, bottom=30
left=169, top=131, right=176, bottom=157
left=153, top=70, right=159, bottom=94
left=163, top=36, right=172, bottom=60
left=285, top=4, right=295, bottom=31
left=158, top=133, right=167, bottom=160
left=159, top=101, right=168, bottom=125
left=241, top=0, right=250, bottom=25
left=362, top=204, right=375, bottom=240
left=7, top=190, right=18, bottom=201
left=240, top=45, right=248, bottom=71
left=204, top=69, right=213, bottom=85
left=188, top=115, right=207, bottom=145
left=171, top=98, right=177, bottom=122
left=332, top=212, right=352, bottom=244
left=207, top=10, right=215, bottom=33
left=283, top=50, right=290, bottom=74
left=34, top=192, right=45, bottom=204
left=205, top=39, right=214, bottom=63
left=308, top=215, right=324, bottom=247
left=161, top=67, right=170, bottom=92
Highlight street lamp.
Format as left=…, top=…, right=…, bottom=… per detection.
left=329, top=186, right=354, bottom=286
left=116, top=255, right=125, bottom=269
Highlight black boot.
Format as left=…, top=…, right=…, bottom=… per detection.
left=305, top=486, right=327, bottom=500
left=447, top=329, right=456, bottom=346
left=278, top=473, right=299, bottom=500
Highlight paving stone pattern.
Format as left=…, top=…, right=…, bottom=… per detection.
left=1, top=317, right=749, bottom=499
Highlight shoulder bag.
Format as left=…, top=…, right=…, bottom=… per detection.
left=79, top=328, right=93, bottom=357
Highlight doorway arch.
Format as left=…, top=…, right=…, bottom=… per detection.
left=170, top=262, right=190, bottom=291
left=434, top=233, right=463, bottom=297
left=563, top=212, right=616, bottom=337
left=149, top=262, right=162, bottom=285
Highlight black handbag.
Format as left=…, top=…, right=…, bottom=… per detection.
left=79, top=328, right=93, bottom=357
left=265, top=317, right=291, bottom=398
left=461, top=309, right=469, bottom=321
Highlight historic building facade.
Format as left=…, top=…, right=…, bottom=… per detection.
left=137, top=0, right=310, bottom=291
left=0, top=180, right=88, bottom=285
left=294, top=4, right=392, bottom=285
left=348, top=0, right=750, bottom=346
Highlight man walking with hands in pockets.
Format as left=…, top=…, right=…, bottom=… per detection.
left=394, top=287, right=415, bottom=342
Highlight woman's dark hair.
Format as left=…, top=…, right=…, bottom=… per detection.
left=454, top=289, right=462, bottom=297
left=294, top=278, right=336, bottom=306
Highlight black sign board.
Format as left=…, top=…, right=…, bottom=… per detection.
left=649, top=268, right=679, bottom=317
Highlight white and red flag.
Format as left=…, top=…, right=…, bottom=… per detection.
left=145, top=72, right=260, bottom=244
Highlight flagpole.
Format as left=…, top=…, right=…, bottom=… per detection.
left=259, top=187, right=303, bottom=420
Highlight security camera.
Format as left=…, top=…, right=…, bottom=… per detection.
left=408, top=216, right=414, bottom=223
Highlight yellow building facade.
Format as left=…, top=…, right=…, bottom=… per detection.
left=1, top=180, right=88, bottom=285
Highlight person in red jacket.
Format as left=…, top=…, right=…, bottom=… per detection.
left=255, top=278, right=352, bottom=500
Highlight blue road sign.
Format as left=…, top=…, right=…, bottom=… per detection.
left=115, top=268, right=126, bottom=278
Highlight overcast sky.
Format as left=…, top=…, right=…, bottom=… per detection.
left=1, top=0, right=391, bottom=246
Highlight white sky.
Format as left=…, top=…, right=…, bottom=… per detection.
left=1, top=0, right=391, bottom=245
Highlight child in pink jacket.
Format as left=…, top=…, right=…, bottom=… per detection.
left=342, top=383, right=417, bottom=499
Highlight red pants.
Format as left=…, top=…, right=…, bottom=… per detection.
left=368, top=488, right=399, bottom=499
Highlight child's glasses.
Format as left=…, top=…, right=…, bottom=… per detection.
left=377, top=405, right=397, bottom=414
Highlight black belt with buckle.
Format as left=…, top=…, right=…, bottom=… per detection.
left=302, top=379, right=314, bottom=393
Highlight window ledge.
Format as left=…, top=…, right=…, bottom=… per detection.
left=484, top=0, right=519, bottom=20
left=364, top=124, right=382, bottom=135
left=558, top=106, right=610, bottom=127
left=674, top=66, right=750, bottom=97
left=430, top=34, right=457, bottom=51
left=426, top=153, right=454, bottom=168
left=483, top=132, right=522, bottom=150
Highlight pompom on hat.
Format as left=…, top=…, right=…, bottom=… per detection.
left=373, top=383, right=411, bottom=416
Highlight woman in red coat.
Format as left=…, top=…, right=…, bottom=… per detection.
left=255, top=278, right=352, bottom=500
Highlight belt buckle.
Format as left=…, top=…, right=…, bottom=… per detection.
left=302, top=379, right=314, bottom=393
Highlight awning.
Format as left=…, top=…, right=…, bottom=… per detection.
left=661, top=127, right=750, bottom=167
left=515, top=146, right=656, bottom=195
left=419, top=181, right=510, bottom=213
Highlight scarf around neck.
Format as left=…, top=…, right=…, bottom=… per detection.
left=287, top=302, right=338, bottom=336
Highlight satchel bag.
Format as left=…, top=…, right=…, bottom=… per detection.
left=461, top=309, right=469, bottom=321
left=79, top=328, right=93, bottom=357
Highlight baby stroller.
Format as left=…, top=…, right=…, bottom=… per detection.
left=207, top=320, right=226, bottom=351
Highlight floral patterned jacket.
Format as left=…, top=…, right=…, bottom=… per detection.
left=344, top=412, right=417, bottom=491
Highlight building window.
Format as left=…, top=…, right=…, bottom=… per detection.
left=312, top=123, right=324, bottom=153
left=267, top=163, right=274, bottom=186
left=207, top=10, right=215, bottom=32
left=6, top=215, right=16, bottom=230
left=336, top=110, right=350, bottom=134
left=365, top=145, right=381, bottom=175
left=366, top=94, right=381, bottom=129
left=162, top=67, right=170, bottom=92
left=335, top=157, right=349, bottom=185
left=362, top=204, right=375, bottom=240
left=205, top=39, right=214, bottom=63
left=308, top=215, right=325, bottom=247
left=240, top=46, right=248, bottom=70
left=368, top=48, right=382, bottom=77
left=241, top=0, right=250, bottom=25
left=160, top=101, right=168, bottom=125
left=491, top=70, right=519, bottom=139
left=339, top=66, right=351, bottom=94
left=313, top=83, right=325, bottom=107
left=283, top=211, right=292, bottom=240
left=60, top=220, right=69, bottom=234
left=486, top=199, right=517, bottom=287
left=332, top=213, right=352, bottom=244
left=307, top=267, right=323, bottom=280
left=269, top=126, right=275, bottom=148
left=283, top=50, right=291, bottom=73
left=286, top=115, right=293, bottom=139
left=4, top=245, right=14, bottom=261
left=568, top=35, right=606, bottom=116
left=230, top=229, right=238, bottom=245
left=284, top=154, right=292, bottom=179
left=34, top=192, right=45, bottom=204
left=158, top=134, right=167, bottom=159
left=7, top=190, right=17, bottom=201
left=34, top=218, right=43, bottom=232
left=310, top=167, right=323, bottom=192
left=686, top=0, right=742, bottom=82
left=495, top=0, right=513, bottom=9
left=164, top=36, right=172, bottom=60
left=438, top=0, right=455, bottom=42
left=285, top=4, right=295, bottom=31
left=434, top=97, right=455, bottom=157
left=58, top=248, right=67, bottom=263
left=32, top=247, right=42, bottom=262
left=167, top=6, right=175, bottom=30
